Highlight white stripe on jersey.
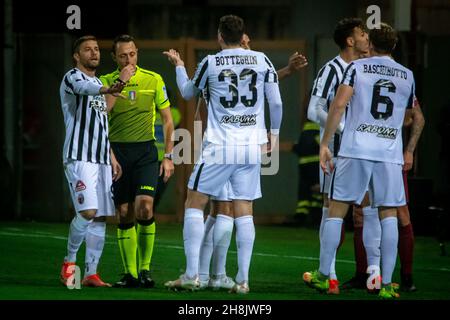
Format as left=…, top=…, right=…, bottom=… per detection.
left=339, top=56, right=415, bottom=164
left=60, top=68, right=111, bottom=165
left=311, top=55, right=348, bottom=156
left=192, top=48, right=280, bottom=146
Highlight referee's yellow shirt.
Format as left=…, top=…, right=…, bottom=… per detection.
left=100, top=66, right=170, bottom=142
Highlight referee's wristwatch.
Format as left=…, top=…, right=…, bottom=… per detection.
left=164, top=153, right=173, bottom=161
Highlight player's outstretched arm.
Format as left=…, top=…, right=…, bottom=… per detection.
left=403, top=99, right=425, bottom=171
left=163, top=49, right=202, bottom=100
left=277, top=52, right=308, bottom=81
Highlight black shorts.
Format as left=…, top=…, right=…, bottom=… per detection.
left=111, top=141, right=159, bottom=206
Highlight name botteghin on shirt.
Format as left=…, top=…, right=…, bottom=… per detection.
left=215, top=55, right=258, bottom=66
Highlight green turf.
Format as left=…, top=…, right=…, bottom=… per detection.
left=0, top=221, right=449, bottom=300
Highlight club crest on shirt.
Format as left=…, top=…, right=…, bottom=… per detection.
left=75, top=180, right=86, bottom=192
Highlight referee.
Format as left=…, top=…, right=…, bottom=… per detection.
left=100, top=35, right=175, bottom=288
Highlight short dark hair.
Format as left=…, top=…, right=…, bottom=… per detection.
left=112, top=34, right=136, bottom=54
left=72, top=35, right=97, bottom=54
left=333, top=18, right=365, bottom=49
left=218, top=15, right=245, bottom=45
left=369, top=23, right=398, bottom=54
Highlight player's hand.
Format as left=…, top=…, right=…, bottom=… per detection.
left=288, top=52, right=308, bottom=72
left=319, top=144, right=333, bottom=174
left=107, top=82, right=126, bottom=94
left=119, top=64, right=136, bottom=83
left=262, top=133, right=278, bottom=155
left=111, top=92, right=127, bottom=99
left=160, top=158, right=175, bottom=183
left=403, top=150, right=414, bottom=171
left=163, top=49, right=184, bottom=67
left=111, top=160, right=122, bottom=181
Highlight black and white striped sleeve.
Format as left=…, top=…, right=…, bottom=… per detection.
left=341, top=62, right=357, bottom=87
left=65, top=69, right=102, bottom=96
left=263, top=54, right=278, bottom=83
left=192, top=56, right=209, bottom=89
left=175, top=56, right=208, bottom=100
left=312, top=64, right=338, bottom=98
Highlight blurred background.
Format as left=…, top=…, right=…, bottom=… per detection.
left=1, top=0, right=449, bottom=238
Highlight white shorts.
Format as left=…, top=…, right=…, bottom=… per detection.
left=64, top=160, right=115, bottom=217
left=319, top=157, right=337, bottom=194
left=211, top=182, right=232, bottom=202
left=328, top=157, right=405, bottom=207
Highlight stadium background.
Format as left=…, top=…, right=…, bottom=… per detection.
left=0, top=0, right=450, bottom=301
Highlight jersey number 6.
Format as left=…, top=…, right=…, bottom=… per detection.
left=370, top=79, right=396, bottom=120
left=218, top=69, right=257, bottom=108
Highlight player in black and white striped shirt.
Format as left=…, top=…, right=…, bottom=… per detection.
left=304, top=18, right=372, bottom=294
left=59, top=35, right=132, bottom=288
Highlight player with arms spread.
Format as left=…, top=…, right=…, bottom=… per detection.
left=163, top=14, right=283, bottom=294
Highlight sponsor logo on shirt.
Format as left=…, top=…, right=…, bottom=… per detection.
left=220, top=114, right=257, bottom=127
left=75, top=180, right=86, bottom=192
left=356, top=123, right=398, bottom=140
left=90, top=95, right=107, bottom=113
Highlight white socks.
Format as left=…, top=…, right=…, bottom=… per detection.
left=381, top=217, right=399, bottom=285
left=183, top=208, right=205, bottom=279
left=66, top=214, right=92, bottom=263
left=235, top=215, right=255, bottom=284
left=319, top=207, right=337, bottom=280
left=199, top=215, right=216, bottom=281
left=319, top=218, right=343, bottom=277
left=212, top=214, right=234, bottom=277
left=362, top=207, right=381, bottom=268
left=84, top=221, right=106, bottom=276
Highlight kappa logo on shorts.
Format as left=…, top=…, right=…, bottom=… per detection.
left=75, top=180, right=86, bottom=192
left=77, top=193, right=84, bottom=205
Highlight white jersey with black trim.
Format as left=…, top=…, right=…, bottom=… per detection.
left=60, top=68, right=111, bottom=165
left=191, top=47, right=280, bottom=146
left=338, top=56, right=415, bottom=164
left=310, top=55, right=348, bottom=156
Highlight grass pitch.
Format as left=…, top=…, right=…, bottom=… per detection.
left=0, top=221, right=449, bottom=300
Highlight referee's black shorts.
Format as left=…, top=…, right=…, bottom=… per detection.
left=111, top=140, right=159, bottom=206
